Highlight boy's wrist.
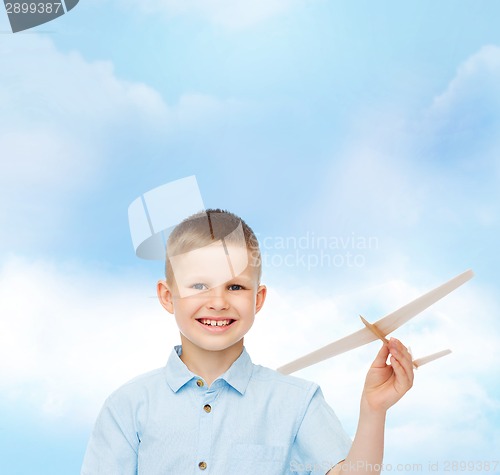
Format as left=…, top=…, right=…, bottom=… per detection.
left=359, top=397, right=388, bottom=421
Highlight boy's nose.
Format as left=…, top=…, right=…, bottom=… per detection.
left=205, top=287, right=229, bottom=310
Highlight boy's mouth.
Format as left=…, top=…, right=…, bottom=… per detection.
left=196, top=318, right=235, bottom=327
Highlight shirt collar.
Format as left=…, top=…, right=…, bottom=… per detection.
left=164, top=345, right=253, bottom=395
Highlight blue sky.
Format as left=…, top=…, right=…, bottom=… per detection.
left=1, top=1, right=499, bottom=474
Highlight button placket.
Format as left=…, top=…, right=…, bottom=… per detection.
left=195, top=379, right=217, bottom=472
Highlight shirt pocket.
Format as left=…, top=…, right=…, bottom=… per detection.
left=229, top=443, right=287, bottom=475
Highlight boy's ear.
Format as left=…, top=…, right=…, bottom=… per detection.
left=255, top=284, right=267, bottom=314
left=157, top=280, right=175, bottom=314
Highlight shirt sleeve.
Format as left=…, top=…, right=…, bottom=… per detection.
left=289, top=386, right=352, bottom=475
left=81, top=395, right=139, bottom=475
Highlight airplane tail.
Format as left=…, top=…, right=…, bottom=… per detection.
left=413, top=349, right=452, bottom=368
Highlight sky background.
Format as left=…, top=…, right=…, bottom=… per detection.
left=1, top=1, right=499, bottom=474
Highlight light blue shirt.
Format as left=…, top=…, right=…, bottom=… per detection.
left=81, top=346, right=351, bottom=475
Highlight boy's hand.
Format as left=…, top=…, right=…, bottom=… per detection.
left=361, top=338, right=414, bottom=414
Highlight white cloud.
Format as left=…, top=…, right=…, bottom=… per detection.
left=303, top=44, right=500, bottom=283
left=430, top=45, right=500, bottom=125
left=0, top=255, right=177, bottom=422
left=121, top=0, right=302, bottom=29
left=424, top=44, right=500, bottom=188
left=0, top=36, right=167, bottom=127
left=0, top=34, right=169, bottom=252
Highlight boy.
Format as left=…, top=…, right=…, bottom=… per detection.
left=81, top=209, right=414, bottom=474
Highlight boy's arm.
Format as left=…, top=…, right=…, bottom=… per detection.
left=328, top=338, right=414, bottom=475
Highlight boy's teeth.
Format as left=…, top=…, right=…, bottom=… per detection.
left=201, top=319, right=231, bottom=326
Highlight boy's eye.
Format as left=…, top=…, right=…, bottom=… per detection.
left=228, top=284, right=244, bottom=291
left=191, top=283, right=208, bottom=290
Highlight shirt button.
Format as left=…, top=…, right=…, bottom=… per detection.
left=196, top=379, right=204, bottom=387
left=203, top=404, right=211, bottom=413
left=198, top=461, right=207, bottom=470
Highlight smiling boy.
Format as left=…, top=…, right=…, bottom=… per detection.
left=81, top=209, right=414, bottom=475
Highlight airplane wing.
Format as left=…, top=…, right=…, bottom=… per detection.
left=373, top=269, right=474, bottom=334
left=276, top=327, right=377, bottom=375
left=276, top=269, right=474, bottom=375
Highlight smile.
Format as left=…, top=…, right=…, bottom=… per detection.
left=195, top=318, right=237, bottom=333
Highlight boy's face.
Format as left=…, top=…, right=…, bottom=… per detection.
left=157, top=243, right=266, bottom=354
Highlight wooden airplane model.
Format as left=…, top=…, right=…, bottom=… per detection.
left=277, top=270, right=474, bottom=374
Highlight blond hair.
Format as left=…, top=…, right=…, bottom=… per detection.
left=165, top=209, right=261, bottom=285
